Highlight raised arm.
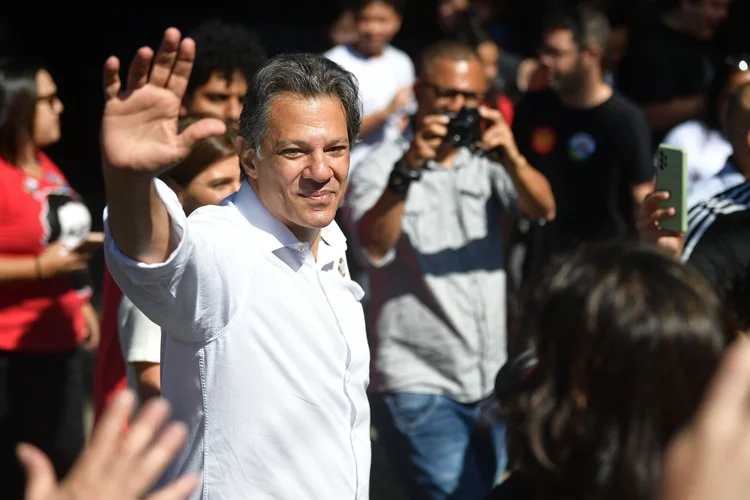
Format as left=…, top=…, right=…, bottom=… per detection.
left=100, top=28, right=225, bottom=265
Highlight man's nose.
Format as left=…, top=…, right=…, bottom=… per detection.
left=304, top=150, right=334, bottom=183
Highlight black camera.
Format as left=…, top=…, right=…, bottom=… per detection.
left=445, top=106, right=482, bottom=148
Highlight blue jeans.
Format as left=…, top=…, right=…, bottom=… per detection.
left=371, top=392, right=507, bottom=500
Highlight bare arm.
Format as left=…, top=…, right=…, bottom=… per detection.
left=132, top=362, right=161, bottom=403
left=0, top=240, right=91, bottom=283
left=360, top=86, right=413, bottom=137
left=505, top=156, right=556, bottom=221
left=643, top=94, right=706, bottom=135
left=358, top=188, right=408, bottom=264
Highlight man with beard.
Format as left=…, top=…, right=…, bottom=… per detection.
left=511, top=4, right=654, bottom=277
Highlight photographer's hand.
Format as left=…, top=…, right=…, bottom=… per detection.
left=404, top=114, right=450, bottom=169
left=476, top=105, right=523, bottom=167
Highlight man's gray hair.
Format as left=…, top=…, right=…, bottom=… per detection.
left=239, top=53, right=362, bottom=159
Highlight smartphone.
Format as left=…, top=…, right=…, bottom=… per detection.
left=655, top=144, right=688, bottom=233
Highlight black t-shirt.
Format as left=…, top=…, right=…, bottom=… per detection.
left=513, top=89, right=653, bottom=268
left=617, top=21, right=713, bottom=106
left=687, top=209, right=750, bottom=291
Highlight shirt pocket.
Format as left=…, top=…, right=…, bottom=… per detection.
left=401, top=194, right=443, bottom=255
left=457, top=181, right=491, bottom=241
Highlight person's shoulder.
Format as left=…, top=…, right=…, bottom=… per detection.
left=664, top=119, right=707, bottom=143
left=385, top=45, right=413, bottom=64
left=186, top=202, right=246, bottom=236
left=324, top=44, right=355, bottom=64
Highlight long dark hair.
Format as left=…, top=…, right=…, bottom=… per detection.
left=0, top=58, right=44, bottom=165
left=500, top=240, right=734, bottom=500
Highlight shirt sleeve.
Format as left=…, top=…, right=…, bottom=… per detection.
left=620, top=105, right=655, bottom=185
left=488, top=159, right=519, bottom=216
left=103, top=179, right=241, bottom=343
left=117, top=294, right=161, bottom=364
left=341, top=141, right=406, bottom=268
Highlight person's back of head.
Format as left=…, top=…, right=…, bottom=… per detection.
left=499, top=240, right=734, bottom=500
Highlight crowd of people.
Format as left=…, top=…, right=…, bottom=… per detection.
left=1, top=0, right=750, bottom=499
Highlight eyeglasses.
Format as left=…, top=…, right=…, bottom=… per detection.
left=424, top=82, right=485, bottom=104
left=726, top=54, right=750, bottom=72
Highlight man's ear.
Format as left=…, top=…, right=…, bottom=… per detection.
left=235, top=135, right=258, bottom=180
left=163, top=177, right=185, bottom=206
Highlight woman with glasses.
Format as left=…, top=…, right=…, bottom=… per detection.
left=0, top=59, right=100, bottom=500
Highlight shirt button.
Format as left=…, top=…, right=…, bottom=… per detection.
left=347, top=375, right=351, bottom=384
left=298, top=245, right=305, bottom=251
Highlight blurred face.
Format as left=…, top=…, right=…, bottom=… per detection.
left=177, top=155, right=241, bottom=216
left=476, top=41, right=500, bottom=86
left=33, top=69, right=64, bottom=148
left=717, top=69, right=750, bottom=132
left=538, top=29, right=586, bottom=93
left=183, top=71, right=248, bottom=129
left=681, top=0, right=731, bottom=41
left=418, top=57, right=487, bottom=117
left=356, top=1, right=402, bottom=57
left=240, top=94, right=350, bottom=239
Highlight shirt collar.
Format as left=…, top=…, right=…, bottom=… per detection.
left=225, top=181, right=347, bottom=252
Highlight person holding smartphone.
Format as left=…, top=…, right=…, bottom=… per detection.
left=0, top=59, right=101, bottom=500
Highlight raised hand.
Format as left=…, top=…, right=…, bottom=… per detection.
left=101, top=27, right=226, bottom=176
left=18, top=390, right=197, bottom=500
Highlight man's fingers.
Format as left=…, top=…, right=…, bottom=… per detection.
left=119, top=398, right=171, bottom=461
left=478, top=104, right=503, bottom=122
left=697, top=338, right=750, bottom=435
left=86, top=390, right=136, bottom=472
left=422, top=122, right=448, bottom=140
left=17, top=443, right=58, bottom=500
left=166, top=37, right=197, bottom=99
left=126, top=47, right=154, bottom=92
left=133, top=422, right=189, bottom=493
left=103, top=56, right=121, bottom=100
left=178, top=118, right=228, bottom=152
left=422, top=114, right=450, bottom=126
left=146, top=474, right=200, bottom=500
left=150, top=28, right=182, bottom=88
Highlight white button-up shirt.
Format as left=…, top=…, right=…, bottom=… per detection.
left=103, top=180, right=371, bottom=500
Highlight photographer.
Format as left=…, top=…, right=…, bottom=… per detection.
left=343, top=40, right=554, bottom=500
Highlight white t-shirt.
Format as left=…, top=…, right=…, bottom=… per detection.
left=325, top=44, right=416, bottom=169
left=661, top=120, right=733, bottom=195
left=117, top=294, right=161, bottom=402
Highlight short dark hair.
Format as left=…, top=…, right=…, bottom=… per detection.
left=186, top=20, right=267, bottom=99
left=418, top=39, right=480, bottom=79
left=239, top=53, right=362, bottom=160
left=353, top=0, right=406, bottom=17
left=161, top=115, right=237, bottom=188
left=0, top=58, right=44, bottom=165
left=541, top=4, right=611, bottom=53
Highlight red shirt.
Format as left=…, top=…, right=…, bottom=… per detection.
left=92, top=266, right=128, bottom=423
left=0, top=152, right=90, bottom=352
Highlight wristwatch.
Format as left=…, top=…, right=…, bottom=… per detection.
left=388, top=156, right=421, bottom=195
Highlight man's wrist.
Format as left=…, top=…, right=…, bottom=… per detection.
left=388, top=155, right=421, bottom=195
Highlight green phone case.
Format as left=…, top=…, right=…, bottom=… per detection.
left=655, top=144, right=688, bottom=233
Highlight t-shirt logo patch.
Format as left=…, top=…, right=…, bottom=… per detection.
left=338, top=257, right=347, bottom=278
left=568, top=132, right=597, bottom=162
left=531, top=126, right=557, bottom=155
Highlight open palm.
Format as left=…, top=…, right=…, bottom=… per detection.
left=100, top=28, right=226, bottom=175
